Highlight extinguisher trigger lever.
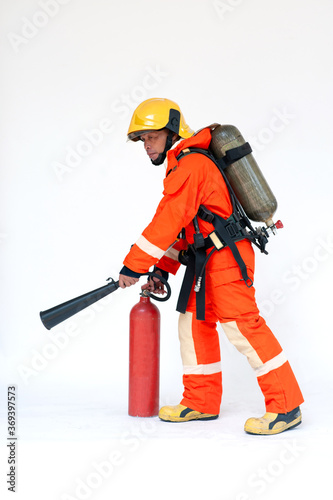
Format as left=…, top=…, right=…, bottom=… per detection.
left=141, top=272, right=171, bottom=302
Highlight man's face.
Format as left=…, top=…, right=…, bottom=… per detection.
left=140, top=129, right=169, bottom=163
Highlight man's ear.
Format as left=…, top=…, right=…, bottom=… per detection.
left=172, top=133, right=180, bottom=144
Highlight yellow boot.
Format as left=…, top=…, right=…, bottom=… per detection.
left=244, top=407, right=302, bottom=435
left=158, top=404, right=218, bottom=422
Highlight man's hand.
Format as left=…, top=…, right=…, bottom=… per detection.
left=141, top=270, right=166, bottom=295
left=119, top=274, right=139, bottom=289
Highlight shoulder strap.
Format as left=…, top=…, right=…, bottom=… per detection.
left=176, top=143, right=252, bottom=167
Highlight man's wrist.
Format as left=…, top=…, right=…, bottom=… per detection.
left=119, top=266, right=141, bottom=278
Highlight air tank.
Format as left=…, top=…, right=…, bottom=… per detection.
left=210, top=124, right=278, bottom=227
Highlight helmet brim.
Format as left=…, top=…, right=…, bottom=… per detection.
left=127, top=129, right=158, bottom=142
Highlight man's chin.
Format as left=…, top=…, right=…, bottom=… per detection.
left=150, top=153, right=164, bottom=165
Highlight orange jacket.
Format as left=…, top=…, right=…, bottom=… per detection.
left=122, top=127, right=254, bottom=281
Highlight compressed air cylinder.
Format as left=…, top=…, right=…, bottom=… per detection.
left=128, top=294, right=160, bottom=417
left=210, top=124, right=278, bottom=227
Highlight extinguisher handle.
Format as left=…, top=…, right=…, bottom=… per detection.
left=142, top=272, right=171, bottom=302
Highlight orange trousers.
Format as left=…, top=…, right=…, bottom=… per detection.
left=178, top=273, right=304, bottom=415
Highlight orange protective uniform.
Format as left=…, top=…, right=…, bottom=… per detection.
left=123, top=127, right=303, bottom=415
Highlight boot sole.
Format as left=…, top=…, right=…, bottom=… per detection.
left=159, top=414, right=219, bottom=423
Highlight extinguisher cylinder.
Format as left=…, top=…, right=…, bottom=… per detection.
left=128, top=295, right=160, bottom=417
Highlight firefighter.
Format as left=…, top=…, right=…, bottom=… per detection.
left=119, top=98, right=304, bottom=435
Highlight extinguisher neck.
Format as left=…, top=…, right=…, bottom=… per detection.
left=139, top=294, right=150, bottom=303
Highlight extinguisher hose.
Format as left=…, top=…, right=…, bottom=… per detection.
left=141, top=272, right=171, bottom=302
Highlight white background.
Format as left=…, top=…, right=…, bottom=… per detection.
left=1, top=0, right=332, bottom=499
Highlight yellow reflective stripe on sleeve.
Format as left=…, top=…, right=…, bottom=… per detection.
left=136, top=235, right=165, bottom=259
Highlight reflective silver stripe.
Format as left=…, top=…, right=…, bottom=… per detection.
left=136, top=235, right=165, bottom=259
left=221, top=321, right=288, bottom=377
left=179, top=312, right=221, bottom=376
left=221, top=321, right=263, bottom=369
left=183, top=361, right=222, bottom=375
left=178, top=312, right=197, bottom=366
left=254, top=351, right=288, bottom=377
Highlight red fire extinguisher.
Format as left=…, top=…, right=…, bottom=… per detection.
left=128, top=291, right=160, bottom=417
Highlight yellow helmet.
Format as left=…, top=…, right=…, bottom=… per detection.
left=127, top=98, right=194, bottom=141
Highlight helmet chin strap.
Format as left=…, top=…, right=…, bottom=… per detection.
left=150, top=130, right=174, bottom=166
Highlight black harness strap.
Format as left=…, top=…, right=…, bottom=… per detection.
left=211, top=213, right=253, bottom=287
left=194, top=246, right=207, bottom=320
left=176, top=247, right=208, bottom=321
left=176, top=248, right=195, bottom=314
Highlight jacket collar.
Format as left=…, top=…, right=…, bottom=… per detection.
left=166, top=127, right=212, bottom=173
